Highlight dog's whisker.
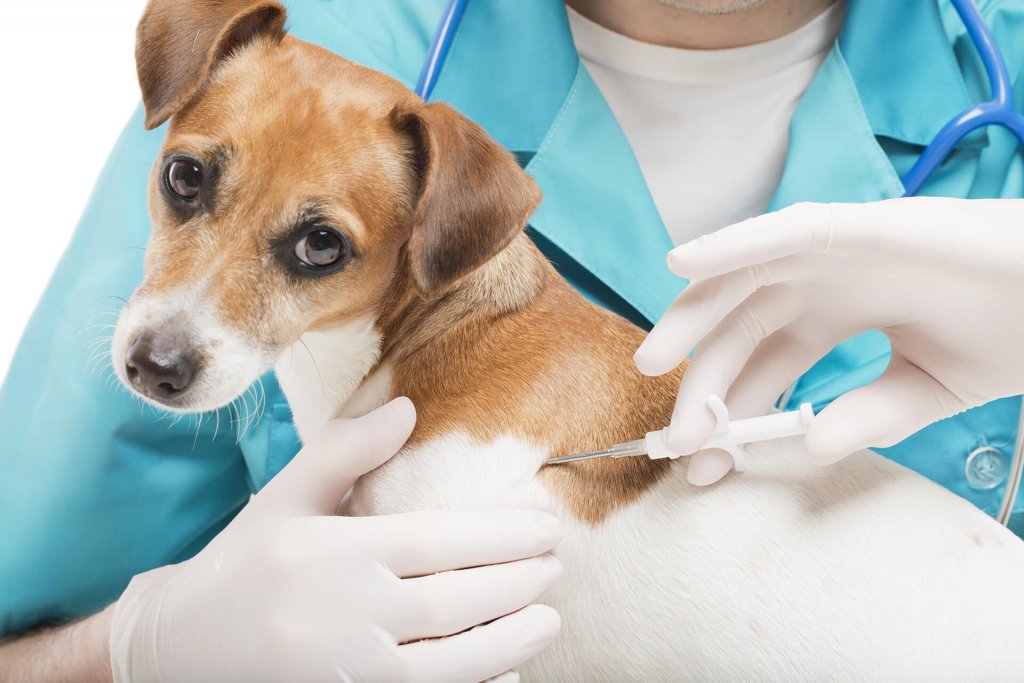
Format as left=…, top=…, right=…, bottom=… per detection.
left=87, top=345, right=112, bottom=359
left=86, top=352, right=113, bottom=378
left=95, top=295, right=130, bottom=308
left=243, top=386, right=255, bottom=437
left=241, top=387, right=257, bottom=440
left=237, top=392, right=250, bottom=441
left=228, top=399, right=244, bottom=444
left=86, top=336, right=114, bottom=352
left=249, top=386, right=261, bottom=436
left=298, top=338, right=328, bottom=402
left=87, top=308, right=125, bottom=322
left=192, top=412, right=205, bottom=450
left=212, top=406, right=222, bottom=442
left=92, top=356, right=109, bottom=374
left=85, top=339, right=112, bottom=356
left=77, top=323, right=119, bottom=338
left=110, top=246, right=148, bottom=257
left=248, top=380, right=266, bottom=432
left=237, top=397, right=251, bottom=444
left=86, top=353, right=112, bottom=371
left=254, top=377, right=267, bottom=427
left=86, top=346, right=111, bottom=363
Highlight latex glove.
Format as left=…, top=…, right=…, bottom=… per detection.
left=110, top=397, right=563, bottom=682
left=634, top=197, right=1024, bottom=484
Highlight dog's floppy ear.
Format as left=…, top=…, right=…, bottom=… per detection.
left=392, top=102, right=542, bottom=297
left=136, top=0, right=287, bottom=130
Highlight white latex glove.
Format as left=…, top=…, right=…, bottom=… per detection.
left=634, top=197, right=1024, bottom=484
left=110, top=397, right=563, bottom=682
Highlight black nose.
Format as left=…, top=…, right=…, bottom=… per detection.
left=125, top=334, right=198, bottom=400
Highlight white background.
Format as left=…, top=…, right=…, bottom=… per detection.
left=0, top=0, right=148, bottom=382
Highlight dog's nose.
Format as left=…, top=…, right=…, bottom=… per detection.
left=125, top=334, right=198, bottom=400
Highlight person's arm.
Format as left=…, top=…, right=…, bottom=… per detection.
left=0, top=105, right=256, bottom=641
left=635, top=198, right=1024, bottom=483
left=2, top=400, right=562, bottom=683
left=0, top=608, right=114, bottom=683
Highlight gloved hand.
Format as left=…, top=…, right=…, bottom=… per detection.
left=634, top=197, right=1024, bottom=484
left=110, top=397, right=563, bottom=683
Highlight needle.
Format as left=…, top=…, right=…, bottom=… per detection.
left=546, top=439, right=646, bottom=465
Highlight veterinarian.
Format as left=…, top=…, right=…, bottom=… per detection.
left=3, top=0, right=1024, bottom=679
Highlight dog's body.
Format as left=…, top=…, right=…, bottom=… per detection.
left=113, top=2, right=1024, bottom=679
left=283, top=234, right=1024, bottom=681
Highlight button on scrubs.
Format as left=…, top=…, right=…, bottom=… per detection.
left=1, top=0, right=1022, bottom=636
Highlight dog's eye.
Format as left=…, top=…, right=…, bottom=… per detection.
left=166, top=159, right=203, bottom=200
left=294, top=228, right=348, bottom=268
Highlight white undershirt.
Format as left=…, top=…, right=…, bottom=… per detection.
left=568, top=2, right=845, bottom=245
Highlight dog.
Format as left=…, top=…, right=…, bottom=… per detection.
left=112, top=0, right=1024, bottom=679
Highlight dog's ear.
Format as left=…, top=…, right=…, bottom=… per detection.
left=136, top=0, right=287, bottom=130
left=392, top=102, right=542, bottom=297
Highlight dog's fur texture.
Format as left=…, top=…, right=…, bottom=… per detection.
left=112, top=1, right=1024, bottom=679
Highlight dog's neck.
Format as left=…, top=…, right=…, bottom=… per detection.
left=376, top=234, right=549, bottom=369
left=275, top=233, right=549, bottom=443
left=276, top=232, right=682, bottom=524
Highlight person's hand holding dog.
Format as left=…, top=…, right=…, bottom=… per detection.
left=110, top=398, right=563, bottom=683
left=636, top=198, right=1024, bottom=484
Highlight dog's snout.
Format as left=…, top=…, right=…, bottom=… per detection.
left=125, top=333, right=198, bottom=401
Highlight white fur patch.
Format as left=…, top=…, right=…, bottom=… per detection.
left=338, top=363, right=392, bottom=419
left=274, top=316, right=381, bottom=442
left=346, top=432, right=1024, bottom=680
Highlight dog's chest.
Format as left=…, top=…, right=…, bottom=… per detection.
left=345, top=432, right=558, bottom=517
left=342, top=431, right=718, bottom=681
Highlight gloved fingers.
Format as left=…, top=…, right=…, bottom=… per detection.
left=399, top=604, right=560, bottom=683
left=724, top=321, right=839, bottom=420
left=804, top=353, right=967, bottom=465
left=686, top=448, right=735, bottom=486
left=666, top=202, right=834, bottom=280
left=363, top=508, right=563, bottom=578
left=635, top=258, right=800, bottom=377
left=254, top=397, right=416, bottom=515
left=636, top=269, right=763, bottom=376
left=394, top=554, right=562, bottom=643
left=664, top=284, right=802, bottom=455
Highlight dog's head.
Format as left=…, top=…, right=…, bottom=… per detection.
left=112, top=0, right=540, bottom=412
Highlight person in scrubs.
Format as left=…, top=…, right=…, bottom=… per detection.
left=2, top=0, right=1023, bottom=679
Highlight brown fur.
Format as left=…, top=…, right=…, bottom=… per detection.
left=137, top=0, right=287, bottom=130
left=379, top=236, right=685, bottom=523
left=134, top=0, right=686, bottom=524
left=392, top=104, right=543, bottom=297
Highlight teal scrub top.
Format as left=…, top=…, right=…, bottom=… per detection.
left=2, top=0, right=1023, bottom=637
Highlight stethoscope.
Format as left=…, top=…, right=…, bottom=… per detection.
left=415, top=0, right=1024, bottom=524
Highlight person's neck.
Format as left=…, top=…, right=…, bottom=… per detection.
left=565, top=0, right=836, bottom=49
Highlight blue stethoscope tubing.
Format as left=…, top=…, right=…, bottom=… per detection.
left=416, top=0, right=1024, bottom=191
left=903, top=0, right=1024, bottom=525
left=415, top=0, right=470, bottom=100
left=902, top=0, right=1024, bottom=197
left=415, top=0, right=1024, bottom=525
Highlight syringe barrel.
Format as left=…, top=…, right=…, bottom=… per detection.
left=726, top=404, right=813, bottom=443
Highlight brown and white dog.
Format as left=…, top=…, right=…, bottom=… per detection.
left=112, top=1, right=1024, bottom=680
